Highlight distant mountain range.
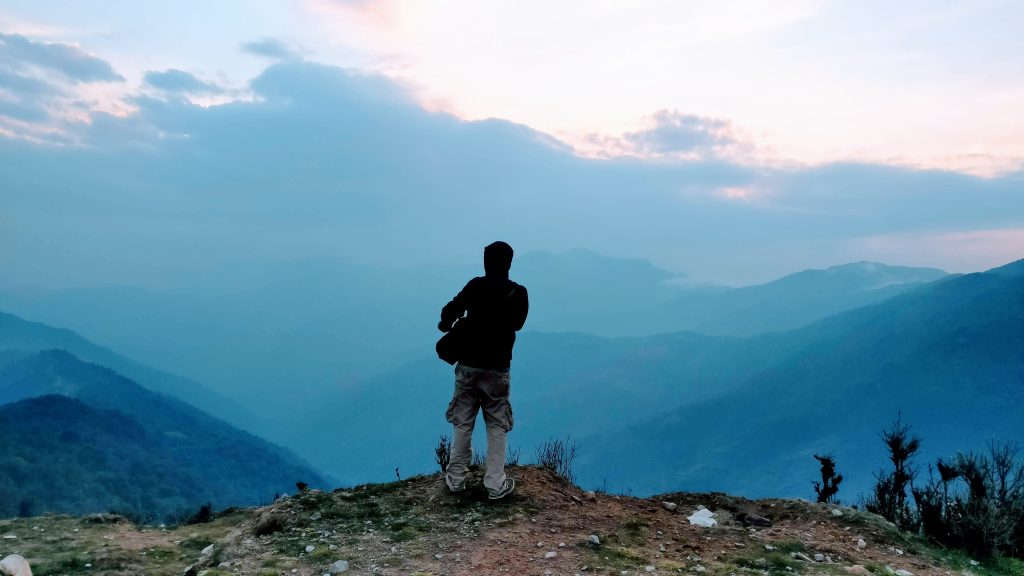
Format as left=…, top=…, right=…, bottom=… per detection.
left=0, top=350, right=328, bottom=519
left=576, top=258, right=1024, bottom=497
left=0, top=252, right=947, bottom=427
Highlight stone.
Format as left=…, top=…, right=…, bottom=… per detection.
left=694, top=566, right=706, bottom=573
left=662, top=501, right=678, bottom=511
left=857, top=538, right=867, bottom=550
left=584, top=491, right=597, bottom=502
left=792, top=553, right=814, bottom=563
left=0, top=555, right=33, bottom=576
left=645, top=566, right=656, bottom=573
left=305, top=545, right=315, bottom=553
left=814, top=554, right=825, bottom=562
left=329, top=560, right=349, bottom=574
left=434, top=554, right=443, bottom=560
left=832, top=509, right=844, bottom=517
left=895, top=570, right=914, bottom=576
left=846, top=565, right=872, bottom=576
left=687, top=508, right=718, bottom=528
left=588, top=534, right=601, bottom=545
left=201, top=544, right=214, bottom=556
left=544, top=551, right=558, bottom=559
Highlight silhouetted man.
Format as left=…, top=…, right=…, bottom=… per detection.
left=438, top=241, right=528, bottom=499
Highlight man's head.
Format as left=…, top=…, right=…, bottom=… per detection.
left=484, top=241, right=514, bottom=277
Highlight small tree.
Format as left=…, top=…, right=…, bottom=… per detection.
left=866, top=415, right=921, bottom=531
left=813, top=453, right=843, bottom=504
left=435, top=435, right=451, bottom=472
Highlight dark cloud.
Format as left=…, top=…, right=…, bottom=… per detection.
left=241, top=38, right=301, bottom=61
left=0, top=32, right=124, bottom=83
left=622, top=110, right=747, bottom=157
left=0, top=60, right=1020, bottom=287
left=144, top=69, right=223, bottom=95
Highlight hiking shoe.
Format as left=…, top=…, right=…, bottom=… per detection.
left=445, top=474, right=466, bottom=494
left=487, top=477, right=515, bottom=500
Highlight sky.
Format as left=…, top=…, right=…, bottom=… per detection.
left=0, top=0, right=1022, bottom=285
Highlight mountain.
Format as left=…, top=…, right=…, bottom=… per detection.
left=616, top=261, right=948, bottom=337
left=0, top=255, right=945, bottom=433
left=0, top=350, right=329, bottom=518
left=1, top=466, right=1004, bottom=576
left=0, top=310, right=252, bottom=430
left=575, top=261, right=1024, bottom=497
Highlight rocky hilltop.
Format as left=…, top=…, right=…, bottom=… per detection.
left=0, top=466, right=1005, bottom=576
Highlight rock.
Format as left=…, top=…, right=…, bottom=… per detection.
left=764, top=545, right=776, bottom=551
left=434, top=554, right=443, bottom=560
left=584, top=491, right=597, bottom=502
left=645, top=566, right=656, bottom=573
left=857, top=538, right=867, bottom=549
left=83, top=513, right=125, bottom=524
left=588, top=534, right=601, bottom=545
left=814, top=554, right=825, bottom=562
left=884, top=566, right=896, bottom=575
left=662, top=501, right=678, bottom=511
left=846, top=565, right=872, bottom=576
left=739, top=513, right=773, bottom=527
left=687, top=508, right=718, bottom=528
left=305, top=545, right=315, bottom=553
left=310, top=512, right=322, bottom=521
left=182, top=565, right=198, bottom=576
left=0, top=555, right=32, bottom=576
left=254, top=510, right=286, bottom=536
left=792, top=553, right=814, bottom=563
left=895, top=570, right=914, bottom=576
left=693, top=566, right=706, bottom=573
left=329, top=559, right=349, bottom=574
left=201, top=544, right=215, bottom=556
left=0, top=536, right=14, bottom=540
left=832, top=509, right=844, bottom=517
left=544, top=551, right=558, bottom=559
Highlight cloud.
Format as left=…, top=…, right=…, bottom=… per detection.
left=582, top=110, right=753, bottom=161
left=0, top=32, right=123, bottom=83
left=144, top=69, right=223, bottom=95
left=241, top=38, right=302, bottom=61
left=1, top=60, right=1021, bottom=286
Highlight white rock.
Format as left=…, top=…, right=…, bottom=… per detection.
left=588, top=534, right=601, bottom=545
left=895, top=570, right=913, bottom=576
left=434, top=554, right=443, bottom=560
left=0, top=554, right=32, bottom=576
left=544, top=551, right=558, bottom=559
left=694, top=566, right=706, bottom=573
left=687, top=508, right=718, bottom=528
left=857, top=538, right=867, bottom=550
left=814, top=554, right=825, bottom=562
left=662, top=501, right=678, bottom=511
left=305, top=545, right=315, bottom=553
left=645, top=566, right=656, bottom=573
left=1, top=535, right=15, bottom=540
left=201, top=544, right=214, bottom=556
left=765, top=545, right=776, bottom=551
left=832, top=509, right=844, bottom=517
left=329, top=559, right=349, bottom=574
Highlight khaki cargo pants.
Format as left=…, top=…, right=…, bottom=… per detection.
left=445, top=362, right=514, bottom=492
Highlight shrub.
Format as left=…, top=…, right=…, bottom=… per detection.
left=534, top=437, right=577, bottom=484
left=865, top=415, right=920, bottom=531
left=913, top=441, right=1024, bottom=559
left=435, top=435, right=451, bottom=472
left=813, top=453, right=843, bottom=504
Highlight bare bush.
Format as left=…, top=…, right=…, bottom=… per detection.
left=534, top=437, right=577, bottom=484
left=435, top=435, right=451, bottom=472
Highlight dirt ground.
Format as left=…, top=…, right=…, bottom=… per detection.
left=1, top=466, right=997, bottom=576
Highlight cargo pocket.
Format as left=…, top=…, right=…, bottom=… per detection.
left=445, top=380, right=462, bottom=424
left=502, top=400, right=514, bottom=432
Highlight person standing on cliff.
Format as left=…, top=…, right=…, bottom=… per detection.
left=437, top=241, right=529, bottom=499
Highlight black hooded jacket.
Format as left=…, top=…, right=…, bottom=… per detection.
left=439, top=256, right=528, bottom=371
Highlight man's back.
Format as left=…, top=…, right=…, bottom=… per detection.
left=440, top=274, right=528, bottom=370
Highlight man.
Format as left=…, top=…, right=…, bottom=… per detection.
left=438, top=241, right=529, bottom=499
